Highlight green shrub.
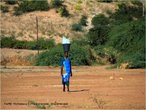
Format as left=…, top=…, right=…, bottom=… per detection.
left=57, top=6, right=69, bottom=17
left=70, top=43, right=91, bottom=65
left=1, top=37, right=16, bottom=48
left=14, top=0, right=49, bottom=15
left=87, top=14, right=109, bottom=46
left=118, top=50, right=145, bottom=68
left=35, top=43, right=91, bottom=66
left=50, top=0, right=63, bottom=8
left=26, top=41, right=37, bottom=50
left=0, top=5, right=9, bottom=13
left=97, top=0, right=113, bottom=3
left=94, top=45, right=105, bottom=57
left=38, top=38, right=55, bottom=49
left=14, top=41, right=27, bottom=49
left=72, top=38, right=87, bottom=46
left=71, top=23, right=82, bottom=32
left=35, top=44, right=63, bottom=66
left=79, top=15, right=88, bottom=26
left=110, top=3, right=143, bottom=25
left=107, top=19, right=145, bottom=68
left=94, top=46, right=118, bottom=64
left=5, top=0, right=17, bottom=5
left=0, top=36, right=55, bottom=50
left=91, top=14, right=109, bottom=28
left=74, top=4, right=82, bottom=11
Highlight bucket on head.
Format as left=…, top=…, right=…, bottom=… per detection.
left=62, top=36, right=70, bottom=52
left=63, top=44, right=70, bottom=52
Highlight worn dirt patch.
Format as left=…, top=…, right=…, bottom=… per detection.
left=0, top=66, right=145, bottom=109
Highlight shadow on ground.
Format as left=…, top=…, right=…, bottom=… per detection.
left=69, top=89, right=89, bottom=92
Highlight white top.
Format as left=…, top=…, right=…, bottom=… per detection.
left=62, top=36, right=70, bottom=44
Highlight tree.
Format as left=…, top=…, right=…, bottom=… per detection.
left=50, top=0, right=64, bottom=8
left=79, top=15, right=88, bottom=26
left=87, top=14, right=109, bottom=46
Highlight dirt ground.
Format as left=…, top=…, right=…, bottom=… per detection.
left=0, top=66, right=145, bottom=110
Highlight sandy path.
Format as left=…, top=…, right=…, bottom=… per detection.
left=0, top=66, right=145, bottom=109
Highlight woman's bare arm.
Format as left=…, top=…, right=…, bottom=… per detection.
left=61, top=66, right=63, bottom=76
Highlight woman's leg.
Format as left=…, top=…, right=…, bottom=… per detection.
left=63, top=84, right=65, bottom=92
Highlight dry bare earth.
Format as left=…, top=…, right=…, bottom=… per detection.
left=0, top=1, right=117, bottom=43
left=1, top=66, right=145, bottom=109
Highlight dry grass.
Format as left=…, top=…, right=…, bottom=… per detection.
left=0, top=48, right=39, bottom=66
left=0, top=1, right=117, bottom=43
left=1, top=55, right=31, bottom=66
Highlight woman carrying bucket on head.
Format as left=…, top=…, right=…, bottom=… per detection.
left=60, top=36, right=72, bottom=92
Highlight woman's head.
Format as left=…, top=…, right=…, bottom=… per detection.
left=64, top=51, right=68, bottom=58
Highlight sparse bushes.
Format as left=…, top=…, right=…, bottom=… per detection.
left=97, top=0, right=113, bottom=3
left=57, top=6, right=69, bottom=17
left=71, top=15, right=88, bottom=32
left=50, top=0, right=63, bottom=8
left=5, top=0, right=17, bottom=5
left=51, top=0, right=69, bottom=17
left=79, top=15, right=88, bottom=26
left=74, top=4, right=82, bottom=11
left=71, top=23, right=83, bottom=32
left=0, top=5, right=9, bottom=13
left=14, top=0, right=49, bottom=15
left=0, top=36, right=55, bottom=50
left=110, top=3, right=143, bottom=24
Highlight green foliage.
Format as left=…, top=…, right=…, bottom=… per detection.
left=91, top=14, right=109, bottom=27
left=0, top=36, right=55, bottom=50
left=71, top=23, right=83, bottom=32
left=50, top=0, right=64, bottom=8
left=14, top=0, right=49, bottom=15
left=35, top=44, right=63, bottom=66
left=0, top=5, right=9, bottom=13
left=1, top=37, right=16, bottom=48
left=108, top=19, right=145, bottom=68
left=94, top=46, right=118, bottom=64
left=57, top=6, right=69, bottom=17
left=110, top=3, right=143, bottom=24
left=79, top=15, right=88, bottom=26
left=74, top=4, right=82, bottom=11
left=35, top=43, right=91, bottom=66
left=70, top=43, right=91, bottom=65
left=5, top=0, right=17, bottom=5
left=87, top=14, right=109, bottom=46
left=72, top=38, right=88, bottom=46
left=86, top=2, right=145, bottom=68
left=108, top=19, right=144, bottom=52
left=37, top=38, right=55, bottom=49
left=97, top=0, right=113, bottom=3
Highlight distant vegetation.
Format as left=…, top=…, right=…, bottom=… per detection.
left=14, top=0, right=49, bottom=15
left=97, top=0, right=113, bottom=3
left=0, top=37, right=55, bottom=50
left=86, top=1, right=145, bottom=68
left=51, top=0, right=69, bottom=17
left=0, top=5, right=9, bottom=13
left=1, top=0, right=145, bottom=68
left=3, top=0, right=69, bottom=17
left=35, top=43, right=91, bottom=66
left=71, top=15, right=88, bottom=32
